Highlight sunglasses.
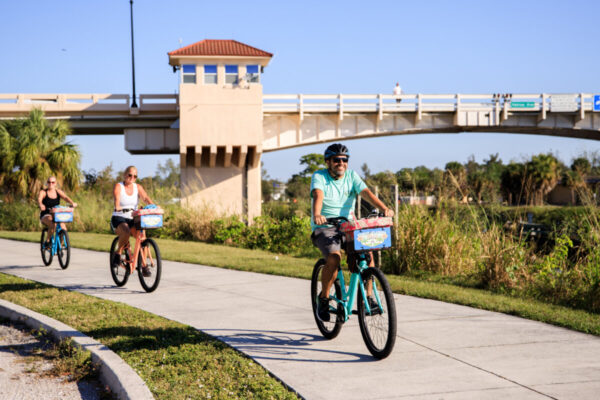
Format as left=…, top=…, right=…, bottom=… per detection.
left=128, top=173, right=138, bottom=179
left=331, top=157, right=348, bottom=164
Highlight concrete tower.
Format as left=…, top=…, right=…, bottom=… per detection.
left=168, top=40, right=272, bottom=221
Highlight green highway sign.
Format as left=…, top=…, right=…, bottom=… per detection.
left=510, top=101, right=535, bottom=108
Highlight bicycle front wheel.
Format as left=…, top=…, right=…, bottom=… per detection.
left=40, top=229, right=52, bottom=266
left=137, top=238, right=162, bottom=293
left=57, top=230, right=70, bottom=269
left=357, top=267, right=397, bottom=359
left=110, top=237, right=130, bottom=287
left=311, top=259, right=343, bottom=339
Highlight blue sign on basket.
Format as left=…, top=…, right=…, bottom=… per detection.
left=353, top=227, right=392, bottom=251
left=53, top=212, right=73, bottom=223
left=594, top=95, right=600, bottom=112
left=138, top=214, right=163, bottom=229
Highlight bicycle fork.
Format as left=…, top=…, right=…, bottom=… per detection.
left=331, top=261, right=383, bottom=322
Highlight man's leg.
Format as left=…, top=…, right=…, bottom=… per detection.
left=320, top=251, right=341, bottom=300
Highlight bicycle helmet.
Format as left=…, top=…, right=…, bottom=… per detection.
left=324, top=143, right=350, bottom=160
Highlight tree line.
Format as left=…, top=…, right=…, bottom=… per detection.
left=263, top=151, right=600, bottom=206
left=2, top=110, right=599, bottom=208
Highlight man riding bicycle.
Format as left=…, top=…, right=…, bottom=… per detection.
left=311, top=143, right=394, bottom=322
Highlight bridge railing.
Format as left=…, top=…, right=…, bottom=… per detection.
left=0, top=93, right=179, bottom=115
left=263, top=93, right=596, bottom=119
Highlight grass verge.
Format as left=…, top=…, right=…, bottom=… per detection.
left=0, top=274, right=298, bottom=400
left=1, top=230, right=599, bottom=336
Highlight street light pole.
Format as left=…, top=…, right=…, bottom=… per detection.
left=129, top=0, right=138, bottom=108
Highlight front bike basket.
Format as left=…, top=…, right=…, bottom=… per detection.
left=340, top=217, right=393, bottom=252
left=51, top=206, right=74, bottom=223
left=132, top=207, right=164, bottom=230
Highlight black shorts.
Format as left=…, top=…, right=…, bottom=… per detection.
left=111, top=216, right=134, bottom=230
left=311, top=226, right=346, bottom=258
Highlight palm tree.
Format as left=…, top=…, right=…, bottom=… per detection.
left=0, top=109, right=81, bottom=199
left=563, top=157, right=593, bottom=205
left=525, top=154, right=562, bottom=205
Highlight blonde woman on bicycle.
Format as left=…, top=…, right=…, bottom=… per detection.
left=111, top=166, right=154, bottom=275
left=38, top=176, right=77, bottom=244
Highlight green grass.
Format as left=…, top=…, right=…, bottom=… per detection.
left=0, top=273, right=297, bottom=400
left=1, top=230, right=599, bottom=336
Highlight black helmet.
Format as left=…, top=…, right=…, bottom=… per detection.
left=324, top=143, right=349, bottom=160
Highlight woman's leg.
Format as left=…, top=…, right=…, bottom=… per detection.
left=41, top=215, right=54, bottom=240
left=115, top=223, right=131, bottom=252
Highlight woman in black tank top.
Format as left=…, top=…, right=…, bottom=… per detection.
left=38, top=176, right=77, bottom=241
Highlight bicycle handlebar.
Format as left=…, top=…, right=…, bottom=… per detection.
left=325, top=211, right=386, bottom=227
left=325, top=216, right=349, bottom=227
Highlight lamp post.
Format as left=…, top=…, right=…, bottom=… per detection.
left=129, top=0, right=138, bottom=108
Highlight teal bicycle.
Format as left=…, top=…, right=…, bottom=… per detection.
left=40, top=206, right=74, bottom=269
left=311, top=215, right=397, bottom=359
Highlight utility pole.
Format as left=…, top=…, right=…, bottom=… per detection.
left=129, top=0, right=138, bottom=108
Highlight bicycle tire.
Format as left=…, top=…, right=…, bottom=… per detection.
left=357, top=267, right=397, bottom=359
left=137, top=238, right=162, bottom=293
left=57, top=230, right=70, bottom=269
left=109, top=237, right=130, bottom=287
left=40, top=229, right=53, bottom=266
left=311, top=259, right=343, bottom=339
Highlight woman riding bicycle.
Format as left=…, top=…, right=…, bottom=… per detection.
left=311, top=143, right=394, bottom=322
left=38, top=176, right=77, bottom=245
left=111, top=166, right=154, bottom=276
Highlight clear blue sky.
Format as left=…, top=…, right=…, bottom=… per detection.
left=1, top=0, right=599, bottom=180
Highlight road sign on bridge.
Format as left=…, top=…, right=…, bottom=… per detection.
left=594, top=95, right=600, bottom=112
left=510, top=101, right=535, bottom=109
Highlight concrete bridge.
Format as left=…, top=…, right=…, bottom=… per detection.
left=2, top=39, right=599, bottom=221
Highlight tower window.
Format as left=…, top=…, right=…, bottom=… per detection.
left=182, top=64, right=196, bottom=84
left=225, top=65, right=238, bottom=84
left=204, top=65, right=217, bottom=84
left=246, top=65, right=259, bottom=83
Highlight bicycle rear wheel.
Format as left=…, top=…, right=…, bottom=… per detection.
left=109, top=237, right=130, bottom=287
left=57, top=230, right=70, bottom=269
left=40, top=229, right=52, bottom=266
left=357, top=267, right=397, bottom=359
left=137, top=238, right=162, bottom=292
left=311, top=259, right=343, bottom=339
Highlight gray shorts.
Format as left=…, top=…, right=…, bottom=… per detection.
left=311, top=226, right=345, bottom=258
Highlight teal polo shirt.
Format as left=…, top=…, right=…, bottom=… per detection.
left=310, top=169, right=367, bottom=231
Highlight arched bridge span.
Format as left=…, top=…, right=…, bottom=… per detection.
left=262, top=93, right=600, bottom=152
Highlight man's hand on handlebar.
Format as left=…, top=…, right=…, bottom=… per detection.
left=314, top=214, right=327, bottom=225
left=384, top=208, right=394, bottom=218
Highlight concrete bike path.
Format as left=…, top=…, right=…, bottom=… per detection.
left=0, top=238, right=599, bottom=400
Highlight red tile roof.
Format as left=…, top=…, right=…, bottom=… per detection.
left=168, top=40, right=272, bottom=58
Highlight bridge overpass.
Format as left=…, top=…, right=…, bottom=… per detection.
left=2, top=92, right=599, bottom=152
left=2, top=39, right=599, bottom=221
left=262, top=92, right=600, bottom=150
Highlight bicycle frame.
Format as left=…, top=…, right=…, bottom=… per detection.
left=119, top=229, right=152, bottom=274
left=48, top=223, right=66, bottom=256
left=331, top=254, right=384, bottom=322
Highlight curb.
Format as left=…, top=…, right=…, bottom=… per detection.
left=0, top=298, right=154, bottom=400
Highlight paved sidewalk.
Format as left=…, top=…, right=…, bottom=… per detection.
left=1, top=238, right=599, bottom=400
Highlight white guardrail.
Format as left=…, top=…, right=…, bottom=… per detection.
left=0, top=94, right=178, bottom=113
left=263, top=93, right=597, bottom=120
